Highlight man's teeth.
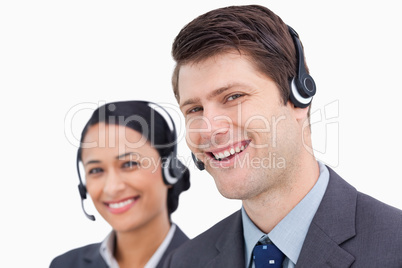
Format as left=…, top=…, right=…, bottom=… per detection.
left=212, top=144, right=247, bottom=160
left=108, top=199, right=134, bottom=209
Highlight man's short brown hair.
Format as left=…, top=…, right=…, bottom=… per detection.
left=171, top=5, right=310, bottom=106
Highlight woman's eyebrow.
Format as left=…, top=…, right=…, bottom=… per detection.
left=116, top=152, right=142, bottom=160
left=84, top=160, right=101, bottom=166
left=84, top=152, right=143, bottom=165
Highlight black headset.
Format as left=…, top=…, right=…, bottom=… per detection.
left=77, top=101, right=188, bottom=221
left=77, top=149, right=95, bottom=221
left=147, top=102, right=189, bottom=186
left=288, top=25, right=316, bottom=108
left=191, top=25, right=316, bottom=171
left=192, top=152, right=206, bottom=171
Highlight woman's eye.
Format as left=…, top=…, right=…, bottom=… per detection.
left=227, top=94, right=243, bottom=101
left=122, top=161, right=139, bottom=169
left=88, top=167, right=103, bottom=175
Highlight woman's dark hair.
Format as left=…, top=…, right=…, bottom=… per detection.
left=78, top=100, right=190, bottom=216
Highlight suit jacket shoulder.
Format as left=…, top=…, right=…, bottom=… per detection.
left=49, top=243, right=107, bottom=268
left=297, top=167, right=402, bottom=267
left=346, top=189, right=402, bottom=267
left=167, top=167, right=402, bottom=268
left=50, top=225, right=189, bottom=268
left=164, top=211, right=245, bottom=268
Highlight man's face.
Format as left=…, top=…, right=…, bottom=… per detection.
left=178, top=52, right=304, bottom=201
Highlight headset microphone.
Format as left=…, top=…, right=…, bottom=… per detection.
left=191, top=152, right=205, bottom=171
left=76, top=149, right=95, bottom=221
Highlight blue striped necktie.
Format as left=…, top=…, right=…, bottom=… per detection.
left=253, top=236, right=284, bottom=268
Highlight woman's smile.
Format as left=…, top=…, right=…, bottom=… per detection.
left=104, top=196, right=140, bottom=214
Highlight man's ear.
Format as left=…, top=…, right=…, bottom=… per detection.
left=287, top=100, right=309, bottom=123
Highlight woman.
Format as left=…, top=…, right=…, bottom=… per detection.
left=50, top=101, right=190, bottom=268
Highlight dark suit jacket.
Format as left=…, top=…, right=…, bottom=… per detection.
left=50, top=225, right=188, bottom=268
left=164, top=167, right=402, bottom=267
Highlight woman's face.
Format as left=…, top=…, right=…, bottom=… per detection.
left=81, top=123, right=169, bottom=233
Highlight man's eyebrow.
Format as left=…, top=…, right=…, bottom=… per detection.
left=180, top=86, right=232, bottom=109
left=207, top=86, right=231, bottom=100
left=180, top=97, right=200, bottom=109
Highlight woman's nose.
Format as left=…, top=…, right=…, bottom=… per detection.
left=103, top=169, right=125, bottom=197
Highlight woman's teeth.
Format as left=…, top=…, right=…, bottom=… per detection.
left=108, top=198, right=134, bottom=209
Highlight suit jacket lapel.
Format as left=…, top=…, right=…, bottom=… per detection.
left=207, top=210, right=245, bottom=268
left=157, top=225, right=189, bottom=268
left=297, top=167, right=356, bottom=267
left=82, top=243, right=109, bottom=268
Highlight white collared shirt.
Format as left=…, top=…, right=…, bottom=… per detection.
left=242, top=161, right=330, bottom=267
left=99, top=223, right=177, bottom=268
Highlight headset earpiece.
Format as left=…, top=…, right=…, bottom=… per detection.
left=162, top=152, right=189, bottom=185
left=288, top=26, right=316, bottom=108
left=147, top=102, right=189, bottom=186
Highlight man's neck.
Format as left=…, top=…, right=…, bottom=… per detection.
left=242, top=158, right=319, bottom=234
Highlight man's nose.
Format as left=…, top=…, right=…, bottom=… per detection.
left=187, top=107, right=233, bottom=147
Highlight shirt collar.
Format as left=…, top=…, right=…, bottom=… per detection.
left=99, top=223, right=177, bottom=268
left=100, top=231, right=119, bottom=268
left=242, top=161, right=329, bottom=267
left=145, top=223, right=176, bottom=268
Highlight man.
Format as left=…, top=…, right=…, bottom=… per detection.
left=165, top=5, right=402, bottom=268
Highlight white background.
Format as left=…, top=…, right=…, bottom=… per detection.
left=1, top=1, right=401, bottom=267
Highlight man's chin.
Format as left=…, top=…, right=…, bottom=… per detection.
left=216, top=185, right=253, bottom=200
left=211, top=172, right=252, bottom=199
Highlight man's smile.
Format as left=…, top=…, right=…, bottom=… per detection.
left=204, top=140, right=251, bottom=162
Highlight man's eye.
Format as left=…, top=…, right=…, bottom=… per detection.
left=122, top=161, right=139, bottom=169
left=227, top=94, right=243, bottom=101
left=187, top=106, right=203, bottom=114
left=88, top=167, right=103, bottom=175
